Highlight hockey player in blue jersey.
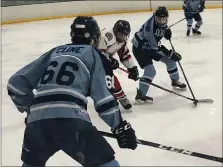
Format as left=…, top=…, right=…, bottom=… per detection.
left=7, top=16, right=137, bottom=167
left=132, top=6, right=187, bottom=103
left=183, top=0, right=205, bottom=36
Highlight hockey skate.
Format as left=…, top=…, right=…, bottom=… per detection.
left=172, top=80, right=187, bottom=90
left=135, top=88, right=153, bottom=104
left=192, top=28, right=201, bottom=35
left=119, top=97, right=132, bottom=110
left=186, top=29, right=191, bottom=36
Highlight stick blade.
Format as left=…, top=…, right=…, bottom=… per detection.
left=198, top=99, right=214, bottom=103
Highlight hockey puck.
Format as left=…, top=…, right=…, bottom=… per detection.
left=193, top=100, right=198, bottom=106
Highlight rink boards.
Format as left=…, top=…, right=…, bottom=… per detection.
left=2, top=0, right=222, bottom=25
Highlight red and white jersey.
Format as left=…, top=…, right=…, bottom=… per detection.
left=98, top=28, right=135, bottom=69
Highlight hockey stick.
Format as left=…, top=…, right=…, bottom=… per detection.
left=169, top=40, right=198, bottom=105
left=100, top=131, right=223, bottom=163
left=169, top=18, right=186, bottom=28
left=118, top=67, right=213, bottom=104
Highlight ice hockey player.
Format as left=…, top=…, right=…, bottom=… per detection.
left=132, top=6, right=187, bottom=103
left=183, top=0, right=205, bottom=36
left=7, top=16, right=137, bottom=167
left=98, top=20, right=139, bottom=110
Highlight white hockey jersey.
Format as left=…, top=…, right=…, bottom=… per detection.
left=98, top=29, right=135, bottom=69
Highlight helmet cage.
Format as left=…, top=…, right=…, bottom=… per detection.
left=155, top=16, right=168, bottom=27
left=116, top=31, right=130, bottom=43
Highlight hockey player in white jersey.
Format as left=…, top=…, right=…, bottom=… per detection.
left=183, top=0, right=205, bottom=36
left=98, top=20, right=139, bottom=110
left=7, top=16, right=137, bottom=167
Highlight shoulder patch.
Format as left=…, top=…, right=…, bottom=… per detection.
left=105, top=32, right=113, bottom=41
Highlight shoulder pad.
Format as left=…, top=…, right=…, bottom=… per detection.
left=145, top=17, right=153, bottom=31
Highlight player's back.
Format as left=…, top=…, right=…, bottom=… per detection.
left=184, top=0, right=201, bottom=12
left=29, top=44, right=97, bottom=124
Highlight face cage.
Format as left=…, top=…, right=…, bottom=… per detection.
left=155, top=16, right=168, bottom=27
left=116, top=32, right=130, bottom=42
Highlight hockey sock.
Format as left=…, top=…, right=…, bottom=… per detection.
left=194, top=20, right=203, bottom=30
left=139, top=64, right=156, bottom=95
left=187, top=19, right=193, bottom=30
left=160, top=56, right=180, bottom=81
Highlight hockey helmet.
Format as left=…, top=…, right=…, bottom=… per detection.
left=154, top=6, right=169, bottom=27
left=70, top=16, right=101, bottom=47
left=113, top=20, right=131, bottom=43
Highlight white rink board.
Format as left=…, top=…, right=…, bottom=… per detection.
left=2, top=1, right=151, bottom=23
left=150, top=1, right=222, bottom=10
left=2, top=9, right=222, bottom=166
left=2, top=1, right=222, bottom=23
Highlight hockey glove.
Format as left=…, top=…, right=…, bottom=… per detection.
left=168, top=50, right=182, bottom=61
left=164, top=28, right=172, bottom=40
left=127, top=66, right=139, bottom=81
left=110, top=57, right=119, bottom=70
left=200, top=2, right=205, bottom=12
left=182, top=4, right=185, bottom=10
left=112, top=120, right=137, bottom=150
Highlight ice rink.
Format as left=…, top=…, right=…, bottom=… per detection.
left=2, top=8, right=222, bottom=166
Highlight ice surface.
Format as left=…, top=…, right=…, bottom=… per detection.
left=1, top=9, right=222, bottom=166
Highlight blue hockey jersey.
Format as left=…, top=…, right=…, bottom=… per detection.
left=7, top=44, right=122, bottom=129
left=132, top=14, right=168, bottom=51
left=183, top=0, right=205, bottom=14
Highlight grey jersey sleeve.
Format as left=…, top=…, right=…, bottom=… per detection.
left=7, top=49, right=53, bottom=112
left=90, top=49, right=122, bottom=129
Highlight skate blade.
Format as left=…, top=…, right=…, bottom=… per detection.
left=172, top=86, right=187, bottom=91
left=197, top=99, right=214, bottom=103
left=119, top=104, right=132, bottom=110
left=193, top=33, right=201, bottom=36
left=134, top=99, right=153, bottom=105
left=121, top=109, right=133, bottom=113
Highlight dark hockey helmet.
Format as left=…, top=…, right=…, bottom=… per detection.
left=70, top=16, right=100, bottom=47
left=113, top=20, right=131, bottom=43
left=154, top=6, right=169, bottom=27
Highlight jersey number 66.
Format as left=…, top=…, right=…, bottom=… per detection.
left=40, top=60, right=79, bottom=86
